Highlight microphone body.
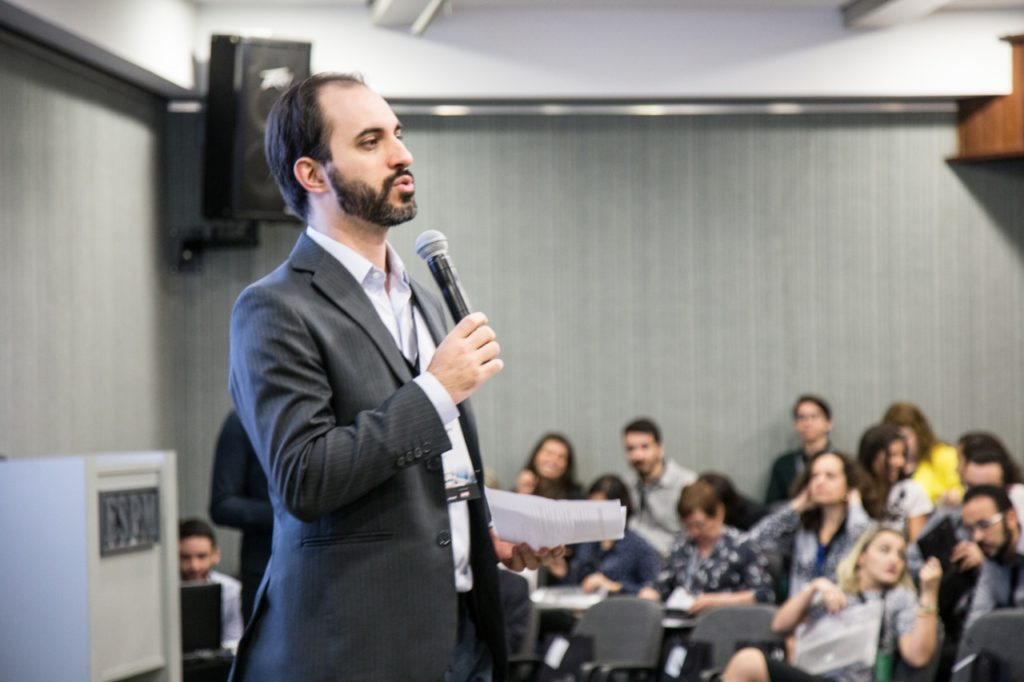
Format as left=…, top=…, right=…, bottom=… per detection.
left=415, top=230, right=472, bottom=323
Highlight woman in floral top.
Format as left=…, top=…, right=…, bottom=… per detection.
left=723, top=525, right=943, bottom=681
left=747, top=451, right=872, bottom=597
left=639, top=479, right=774, bottom=613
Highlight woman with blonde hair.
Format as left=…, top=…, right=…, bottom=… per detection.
left=723, top=525, right=942, bottom=681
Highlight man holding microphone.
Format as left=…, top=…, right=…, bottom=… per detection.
left=229, top=72, right=551, bottom=681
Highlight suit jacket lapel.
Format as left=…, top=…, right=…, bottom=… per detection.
left=289, top=233, right=413, bottom=384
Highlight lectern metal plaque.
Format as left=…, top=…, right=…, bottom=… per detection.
left=99, top=488, right=160, bottom=556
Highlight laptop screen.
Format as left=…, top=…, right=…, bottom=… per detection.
left=180, top=582, right=222, bottom=652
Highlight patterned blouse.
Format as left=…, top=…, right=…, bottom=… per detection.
left=653, top=525, right=775, bottom=603
left=747, top=502, right=871, bottom=596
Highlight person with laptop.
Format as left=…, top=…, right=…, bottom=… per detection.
left=179, top=518, right=244, bottom=649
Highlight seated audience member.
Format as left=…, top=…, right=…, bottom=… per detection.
left=748, top=451, right=872, bottom=596
left=962, top=485, right=1024, bottom=628
left=546, top=474, right=660, bottom=594
left=856, top=424, right=933, bottom=542
left=639, top=480, right=774, bottom=612
left=700, top=472, right=769, bottom=531
left=208, top=410, right=272, bottom=623
left=513, top=432, right=583, bottom=500
left=497, top=569, right=532, bottom=655
left=179, top=518, right=244, bottom=648
left=908, top=455, right=1020, bottom=682
left=883, top=401, right=961, bottom=506
left=957, top=431, right=1024, bottom=512
left=624, top=417, right=697, bottom=556
left=764, top=395, right=833, bottom=506
left=724, top=526, right=942, bottom=681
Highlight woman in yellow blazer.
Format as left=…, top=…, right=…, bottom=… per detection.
left=883, top=401, right=962, bottom=506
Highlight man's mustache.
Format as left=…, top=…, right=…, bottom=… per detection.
left=382, top=169, right=414, bottom=193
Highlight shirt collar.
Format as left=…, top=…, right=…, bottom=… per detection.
left=306, top=226, right=411, bottom=292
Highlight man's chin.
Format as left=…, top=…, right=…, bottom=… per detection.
left=384, top=204, right=418, bottom=227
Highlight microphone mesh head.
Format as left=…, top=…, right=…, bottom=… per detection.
left=415, top=230, right=448, bottom=260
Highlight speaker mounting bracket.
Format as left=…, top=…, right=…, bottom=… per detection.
left=169, top=220, right=259, bottom=273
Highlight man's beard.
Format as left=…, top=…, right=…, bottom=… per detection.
left=328, top=166, right=417, bottom=227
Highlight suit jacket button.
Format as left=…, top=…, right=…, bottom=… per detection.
left=414, top=447, right=423, bottom=459
left=436, top=531, right=451, bottom=547
left=426, top=456, right=441, bottom=472
left=396, top=456, right=406, bottom=467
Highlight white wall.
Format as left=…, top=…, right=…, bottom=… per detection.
left=6, top=1, right=1023, bottom=97
left=7, top=0, right=196, bottom=88
left=193, top=5, right=1024, bottom=98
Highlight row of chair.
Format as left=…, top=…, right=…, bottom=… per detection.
left=511, top=598, right=1024, bottom=682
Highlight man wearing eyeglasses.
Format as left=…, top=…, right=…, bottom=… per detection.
left=962, top=485, right=1024, bottom=628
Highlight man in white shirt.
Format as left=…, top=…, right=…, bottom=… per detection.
left=228, top=72, right=552, bottom=682
left=178, top=518, right=243, bottom=648
left=623, top=417, right=696, bottom=556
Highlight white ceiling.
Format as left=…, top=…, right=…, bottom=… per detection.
left=193, top=0, right=1024, bottom=7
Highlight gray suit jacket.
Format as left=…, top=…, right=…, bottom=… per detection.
left=228, top=233, right=506, bottom=681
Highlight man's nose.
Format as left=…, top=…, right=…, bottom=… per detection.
left=390, top=139, right=413, bottom=168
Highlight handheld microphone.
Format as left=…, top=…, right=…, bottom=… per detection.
left=415, top=230, right=471, bottom=323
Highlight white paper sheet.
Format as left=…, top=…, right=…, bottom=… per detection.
left=486, top=488, right=626, bottom=548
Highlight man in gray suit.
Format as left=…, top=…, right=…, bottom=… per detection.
left=229, top=73, right=547, bottom=681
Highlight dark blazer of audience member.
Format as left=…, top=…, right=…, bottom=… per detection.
left=907, top=450, right=1016, bottom=681
left=208, top=411, right=273, bottom=623
left=513, top=433, right=583, bottom=500
left=749, top=451, right=872, bottom=597
left=497, top=570, right=532, bottom=656
left=764, top=395, right=833, bottom=505
left=962, top=485, right=1024, bottom=628
left=640, top=480, right=774, bottom=612
left=857, top=424, right=933, bottom=542
left=699, top=472, right=769, bottom=531
left=546, top=474, right=660, bottom=594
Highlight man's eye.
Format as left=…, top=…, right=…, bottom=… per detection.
left=361, top=138, right=378, bottom=149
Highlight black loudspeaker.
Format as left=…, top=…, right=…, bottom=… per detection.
left=203, top=35, right=311, bottom=221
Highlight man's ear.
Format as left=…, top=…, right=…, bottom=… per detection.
left=212, top=546, right=222, bottom=567
left=293, top=156, right=330, bottom=194
left=1008, top=508, right=1020, bottom=535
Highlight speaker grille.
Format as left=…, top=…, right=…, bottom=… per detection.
left=203, top=35, right=311, bottom=221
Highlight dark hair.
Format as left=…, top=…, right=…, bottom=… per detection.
left=882, top=401, right=940, bottom=463
left=179, top=518, right=217, bottom=546
left=856, top=423, right=905, bottom=519
left=588, top=474, right=634, bottom=519
left=963, top=484, right=1013, bottom=514
left=793, top=451, right=863, bottom=531
left=264, top=72, right=366, bottom=222
left=793, top=394, right=832, bottom=421
left=677, top=480, right=722, bottom=519
left=623, top=417, right=661, bottom=444
left=524, top=433, right=579, bottom=500
left=959, top=431, right=1022, bottom=485
left=697, top=472, right=743, bottom=525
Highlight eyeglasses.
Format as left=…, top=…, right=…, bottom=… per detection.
left=962, top=513, right=1003, bottom=535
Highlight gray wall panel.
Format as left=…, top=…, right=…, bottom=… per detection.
left=2, top=34, right=1022, bottom=575
left=0, top=32, right=175, bottom=461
